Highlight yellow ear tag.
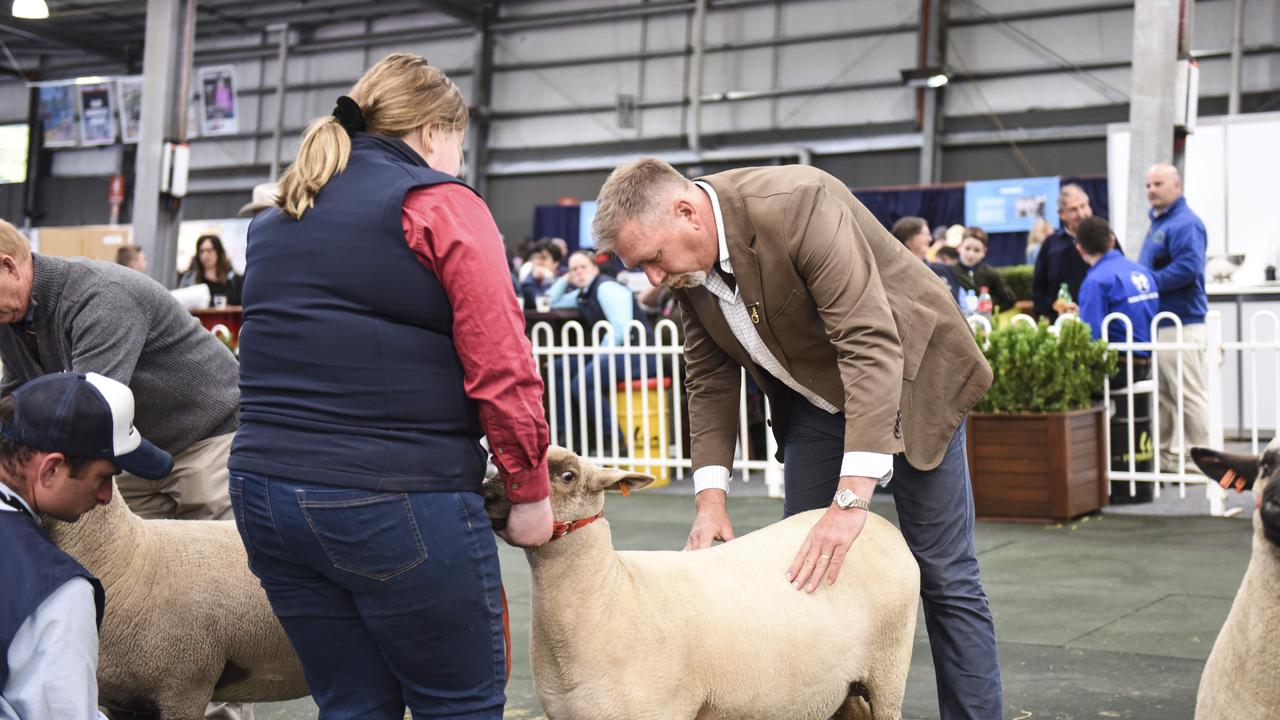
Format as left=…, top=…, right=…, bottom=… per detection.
left=619, top=483, right=631, bottom=497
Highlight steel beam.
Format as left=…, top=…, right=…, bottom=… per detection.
left=131, top=0, right=196, bottom=288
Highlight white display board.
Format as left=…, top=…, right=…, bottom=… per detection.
left=1107, top=112, right=1280, bottom=277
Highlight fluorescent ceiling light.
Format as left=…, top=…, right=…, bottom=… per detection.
left=74, top=76, right=105, bottom=85
left=12, top=0, right=49, bottom=20
left=901, top=67, right=950, bottom=89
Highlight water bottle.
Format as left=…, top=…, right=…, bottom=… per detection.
left=1057, top=282, right=1072, bottom=306
left=978, top=286, right=993, bottom=319
left=965, top=289, right=979, bottom=316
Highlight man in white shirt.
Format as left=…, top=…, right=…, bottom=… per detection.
left=0, top=372, right=173, bottom=720
left=592, top=158, right=1001, bottom=720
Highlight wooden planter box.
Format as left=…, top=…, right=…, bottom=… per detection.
left=966, top=405, right=1108, bottom=522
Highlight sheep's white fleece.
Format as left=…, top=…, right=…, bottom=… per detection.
left=45, top=486, right=308, bottom=720
left=526, top=507, right=920, bottom=720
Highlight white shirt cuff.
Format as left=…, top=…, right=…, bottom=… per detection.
left=693, top=465, right=731, bottom=494
left=840, top=452, right=895, bottom=486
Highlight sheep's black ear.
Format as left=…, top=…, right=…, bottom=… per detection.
left=1191, top=447, right=1259, bottom=492
left=593, top=468, right=656, bottom=495
left=482, top=479, right=511, bottom=531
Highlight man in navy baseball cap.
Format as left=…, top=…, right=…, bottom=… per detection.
left=0, top=372, right=172, bottom=719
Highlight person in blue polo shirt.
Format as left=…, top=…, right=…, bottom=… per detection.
left=0, top=372, right=172, bottom=720
left=1074, top=217, right=1159, bottom=384
left=1138, top=162, right=1209, bottom=470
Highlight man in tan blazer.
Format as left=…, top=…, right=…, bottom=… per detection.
left=592, top=158, right=1001, bottom=719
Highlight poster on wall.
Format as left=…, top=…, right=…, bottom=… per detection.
left=0, top=124, right=28, bottom=184
left=38, top=82, right=77, bottom=147
left=963, top=176, right=1061, bottom=234
left=117, top=75, right=144, bottom=144
left=78, top=82, right=116, bottom=146
left=198, top=65, right=239, bottom=136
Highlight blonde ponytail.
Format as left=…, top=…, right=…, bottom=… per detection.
left=275, top=53, right=469, bottom=220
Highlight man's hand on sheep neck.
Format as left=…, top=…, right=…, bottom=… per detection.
left=786, top=475, right=877, bottom=593
left=684, top=489, right=736, bottom=550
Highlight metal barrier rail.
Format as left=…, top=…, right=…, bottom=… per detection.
left=529, top=318, right=784, bottom=498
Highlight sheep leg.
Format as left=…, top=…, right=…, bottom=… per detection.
left=830, top=682, right=873, bottom=720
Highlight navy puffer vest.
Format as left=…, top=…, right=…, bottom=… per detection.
left=231, top=134, right=486, bottom=491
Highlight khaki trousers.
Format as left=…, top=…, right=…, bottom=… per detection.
left=115, top=432, right=250, bottom=720
left=117, top=432, right=233, bottom=521
left=1155, top=324, right=1211, bottom=471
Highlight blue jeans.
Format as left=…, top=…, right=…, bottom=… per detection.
left=781, top=392, right=1003, bottom=720
left=228, top=472, right=505, bottom=720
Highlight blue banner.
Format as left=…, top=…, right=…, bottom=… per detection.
left=964, top=176, right=1060, bottom=233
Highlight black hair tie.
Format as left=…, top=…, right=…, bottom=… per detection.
left=332, top=95, right=366, bottom=134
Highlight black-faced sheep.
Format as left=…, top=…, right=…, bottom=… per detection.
left=1191, top=440, right=1280, bottom=720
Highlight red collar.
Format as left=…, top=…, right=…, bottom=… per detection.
left=550, top=510, right=603, bottom=540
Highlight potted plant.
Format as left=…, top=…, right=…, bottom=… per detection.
left=966, top=319, right=1118, bottom=521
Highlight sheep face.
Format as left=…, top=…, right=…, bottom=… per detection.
left=1193, top=440, right=1280, bottom=547
left=483, top=446, right=655, bottom=529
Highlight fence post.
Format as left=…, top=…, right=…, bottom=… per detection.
left=764, top=397, right=784, bottom=498
left=1205, top=311, right=1228, bottom=516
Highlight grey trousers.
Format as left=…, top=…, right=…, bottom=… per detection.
left=781, top=392, right=1004, bottom=720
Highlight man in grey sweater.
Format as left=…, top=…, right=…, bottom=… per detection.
left=0, top=220, right=238, bottom=523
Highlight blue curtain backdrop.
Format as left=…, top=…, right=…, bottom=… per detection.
left=853, top=176, right=1109, bottom=267
left=534, top=176, right=1108, bottom=268
left=532, top=205, right=581, bottom=254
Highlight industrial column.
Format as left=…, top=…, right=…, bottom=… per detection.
left=467, top=6, right=495, bottom=197
left=1123, top=0, right=1181, bottom=260
left=131, top=0, right=196, bottom=287
left=917, top=0, right=947, bottom=184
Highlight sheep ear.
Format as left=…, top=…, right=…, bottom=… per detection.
left=1191, top=447, right=1259, bottom=492
left=592, top=468, right=656, bottom=495
left=481, top=479, right=511, bottom=531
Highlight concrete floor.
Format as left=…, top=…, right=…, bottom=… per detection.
left=255, top=491, right=1254, bottom=720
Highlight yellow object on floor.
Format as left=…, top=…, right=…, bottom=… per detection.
left=613, top=377, right=671, bottom=487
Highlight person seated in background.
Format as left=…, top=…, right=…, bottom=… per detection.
left=545, top=249, right=656, bottom=454
left=935, top=245, right=960, bottom=266
left=0, top=372, right=173, bottom=720
left=518, top=239, right=564, bottom=309
left=1073, top=216, right=1159, bottom=384
left=952, top=226, right=1017, bottom=311
left=1025, top=217, right=1053, bottom=266
left=891, top=216, right=962, bottom=299
left=114, top=245, right=147, bottom=273
left=178, top=234, right=242, bottom=307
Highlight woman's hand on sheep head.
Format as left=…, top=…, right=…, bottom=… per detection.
left=786, top=475, right=877, bottom=593
left=684, top=489, right=736, bottom=550
left=499, top=497, right=554, bottom=548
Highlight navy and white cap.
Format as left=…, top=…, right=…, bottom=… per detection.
left=0, top=372, right=174, bottom=480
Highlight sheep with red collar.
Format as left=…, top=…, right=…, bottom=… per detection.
left=44, top=485, right=308, bottom=719
left=486, top=446, right=920, bottom=720
left=1191, top=440, right=1280, bottom=720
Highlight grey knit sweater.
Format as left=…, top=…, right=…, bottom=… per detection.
left=0, top=254, right=239, bottom=455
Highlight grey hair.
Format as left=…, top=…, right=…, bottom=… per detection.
left=1057, top=183, right=1087, bottom=209
left=591, top=156, right=690, bottom=254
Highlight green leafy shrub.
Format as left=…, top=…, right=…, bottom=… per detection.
left=974, top=318, right=1117, bottom=414
left=998, top=264, right=1034, bottom=302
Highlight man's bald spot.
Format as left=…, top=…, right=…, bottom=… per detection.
left=1148, top=163, right=1180, bottom=184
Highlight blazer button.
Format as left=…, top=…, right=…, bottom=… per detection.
left=766, top=419, right=772, bottom=428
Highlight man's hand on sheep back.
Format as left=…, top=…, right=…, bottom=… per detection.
left=685, top=489, right=736, bottom=550
left=786, top=476, right=876, bottom=592
left=500, top=497, right=554, bottom=547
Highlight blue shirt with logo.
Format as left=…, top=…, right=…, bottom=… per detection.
left=1137, top=196, right=1207, bottom=324
left=1078, top=249, right=1160, bottom=356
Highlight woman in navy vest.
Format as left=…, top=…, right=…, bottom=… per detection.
left=229, top=54, right=552, bottom=720
left=547, top=250, right=658, bottom=455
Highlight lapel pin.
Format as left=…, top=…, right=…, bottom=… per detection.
left=748, top=303, right=761, bottom=324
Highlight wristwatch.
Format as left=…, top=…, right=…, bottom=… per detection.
left=833, top=488, right=871, bottom=511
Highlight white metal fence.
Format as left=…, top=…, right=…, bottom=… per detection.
left=530, top=310, right=1280, bottom=514
left=530, top=318, right=785, bottom=497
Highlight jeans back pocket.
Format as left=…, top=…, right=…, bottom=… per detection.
left=298, top=489, right=428, bottom=581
